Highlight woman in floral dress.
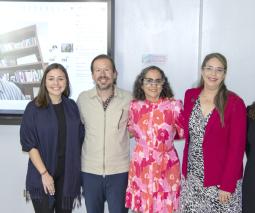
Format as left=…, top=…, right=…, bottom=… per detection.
left=125, top=66, right=184, bottom=213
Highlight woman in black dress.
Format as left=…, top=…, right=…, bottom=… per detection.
left=243, top=102, right=255, bottom=213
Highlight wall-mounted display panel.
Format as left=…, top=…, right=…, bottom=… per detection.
left=0, top=0, right=114, bottom=124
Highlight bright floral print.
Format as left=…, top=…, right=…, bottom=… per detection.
left=157, top=128, right=169, bottom=143
left=153, top=110, right=163, bottom=125
left=125, top=98, right=184, bottom=213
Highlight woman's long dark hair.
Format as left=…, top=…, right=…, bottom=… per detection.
left=199, top=53, right=228, bottom=126
left=35, top=63, right=70, bottom=107
left=133, top=65, right=174, bottom=100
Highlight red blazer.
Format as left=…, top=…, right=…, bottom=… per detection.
left=182, top=87, right=246, bottom=193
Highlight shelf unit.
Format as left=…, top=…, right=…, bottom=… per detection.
left=0, top=25, right=45, bottom=99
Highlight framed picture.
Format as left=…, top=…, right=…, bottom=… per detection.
left=0, top=0, right=114, bottom=124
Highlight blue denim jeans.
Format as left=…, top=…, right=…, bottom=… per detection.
left=81, top=172, right=128, bottom=213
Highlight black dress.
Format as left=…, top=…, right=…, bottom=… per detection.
left=242, top=105, right=255, bottom=213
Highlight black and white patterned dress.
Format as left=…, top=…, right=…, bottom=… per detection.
left=180, top=98, right=242, bottom=213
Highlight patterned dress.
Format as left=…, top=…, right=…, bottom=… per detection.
left=125, top=98, right=184, bottom=213
left=180, top=98, right=242, bottom=213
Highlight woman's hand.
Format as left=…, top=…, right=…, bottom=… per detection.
left=41, top=171, right=55, bottom=196
left=27, top=149, right=55, bottom=195
left=218, top=189, right=231, bottom=204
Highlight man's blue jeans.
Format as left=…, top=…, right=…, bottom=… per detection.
left=81, top=172, right=129, bottom=213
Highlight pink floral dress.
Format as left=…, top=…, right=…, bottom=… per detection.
left=125, top=98, right=184, bottom=213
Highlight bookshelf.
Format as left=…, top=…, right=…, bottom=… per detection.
left=0, top=25, right=45, bottom=99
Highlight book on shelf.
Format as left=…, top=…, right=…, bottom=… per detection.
left=15, top=69, right=43, bottom=83
left=0, top=69, right=43, bottom=83
left=0, top=37, right=37, bottom=53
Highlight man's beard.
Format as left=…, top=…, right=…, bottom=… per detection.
left=96, top=83, right=113, bottom=91
left=95, top=76, right=114, bottom=90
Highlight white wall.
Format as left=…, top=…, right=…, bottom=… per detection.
left=115, top=0, right=200, bottom=99
left=0, top=0, right=254, bottom=212
left=0, top=126, right=29, bottom=212
left=200, top=0, right=255, bottom=105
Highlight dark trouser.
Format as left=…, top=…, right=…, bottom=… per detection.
left=32, top=158, right=73, bottom=213
left=81, top=172, right=128, bottom=213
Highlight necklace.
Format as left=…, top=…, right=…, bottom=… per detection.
left=102, top=93, right=114, bottom=111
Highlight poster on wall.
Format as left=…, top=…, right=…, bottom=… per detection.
left=0, top=0, right=113, bottom=119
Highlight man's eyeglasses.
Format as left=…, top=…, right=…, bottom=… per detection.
left=203, top=66, right=225, bottom=74
left=143, top=78, right=164, bottom=87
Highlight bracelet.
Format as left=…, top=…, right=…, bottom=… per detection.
left=40, top=170, right=47, bottom=176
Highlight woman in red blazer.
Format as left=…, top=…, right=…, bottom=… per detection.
left=180, top=53, right=246, bottom=212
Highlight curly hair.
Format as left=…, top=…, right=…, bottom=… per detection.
left=133, top=65, right=174, bottom=100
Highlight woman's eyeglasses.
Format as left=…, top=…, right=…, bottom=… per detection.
left=203, top=66, right=225, bottom=74
left=143, top=78, right=164, bottom=87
